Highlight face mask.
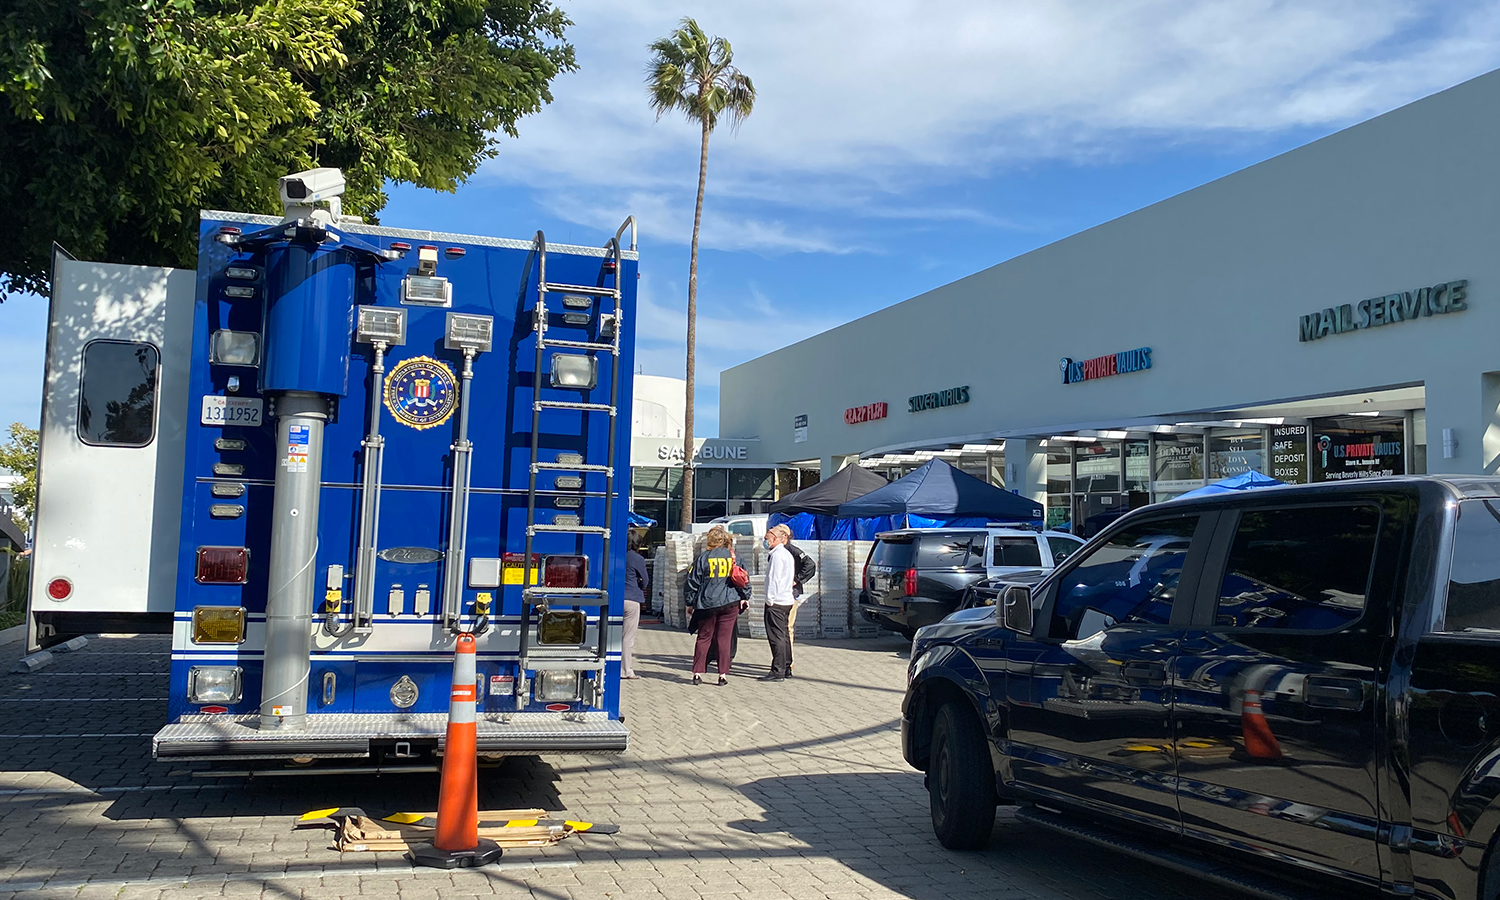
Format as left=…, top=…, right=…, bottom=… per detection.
left=762, top=538, right=771, bottom=549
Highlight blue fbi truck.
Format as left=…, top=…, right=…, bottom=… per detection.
left=28, top=169, right=636, bottom=764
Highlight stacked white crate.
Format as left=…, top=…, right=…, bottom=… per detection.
left=659, top=532, right=700, bottom=630
left=849, top=540, right=882, bottom=637
left=818, top=540, right=852, bottom=638
left=790, top=540, right=821, bottom=640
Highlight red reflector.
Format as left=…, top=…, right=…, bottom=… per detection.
left=545, top=703, right=571, bottom=712
left=603, top=259, right=617, bottom=271
left=419, top=244, right=438, bottom=252
left=47, top=578, right=72, bottom=601
left=543, top=555, right=587, bottom=588
left=196, top=547, right=249, bottom=584
left=904, top=568, right=918, bottom=597
left=200, top=705, right=228, bottom=715
left=444, top=247, right=466, bottom=258
left=389, top=241, right=411, bottom=252
left=218, top=226, right=241, bottom=236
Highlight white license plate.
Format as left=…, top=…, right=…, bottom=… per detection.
left=201, top=395, right=263, bottom=427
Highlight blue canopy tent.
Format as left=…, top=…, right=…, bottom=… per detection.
left=834, top=459, right=1044, bottom=538
left=627, top=510, right=657, bottom=527
left=1176, top=470, right=1286, bottom=499
left=767, top=464, right=891, bottom=539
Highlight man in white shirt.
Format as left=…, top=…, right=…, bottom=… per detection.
left=761, top=524, right=795, bottom=682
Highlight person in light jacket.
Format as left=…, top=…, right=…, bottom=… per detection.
left=621, top=531, right=649, bottom=679
left=761, top=523, right=795, bottom=682
left=685, top=526, right=750, bottom=685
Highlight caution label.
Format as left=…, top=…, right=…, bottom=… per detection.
left=284, top=424, right=310, bottom=473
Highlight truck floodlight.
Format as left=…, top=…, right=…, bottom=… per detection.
left=401, top=274, right=452, bottom=307
left=561, top=295, right=591, bottom=309
left=188, top=666, right=243, bottom=704
left=535, top=669, right=582, bottom=700
left=223, top=285, right=257, bottom=300
left=355, top=306, right=407, bottom=346
left=537, top=610, right=584, bottom=645
left=551, top=513, right=581, bottom=527
left=211, top=483, right=245, bottom=498
left=213, top=463, right=245, bottom=477
left=556, top=452, right=584, bottom=466
left=562, top=312, right=591, bottom=326
left=225, top=266, right=259, bottom=281
left=554, top=496, right=582, bottom=509
left=549, top=353, right=597, bottom=389
left=214, top=438, right=247, bottom=451
left=444, top=313, right=494, bottom=353
left=554, top=475, right=583, bottom=490
left=196, top=547, right=249, bottom=584
left=46, top=577, right=72, bottom=601
left=210, top=330, right=261, bottom=367
left=192, top=606, right=247, bottom=644
left=209, top=504, right=244, bottom=519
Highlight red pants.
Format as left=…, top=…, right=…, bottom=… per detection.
left=692, top=604, right=740, bottom=675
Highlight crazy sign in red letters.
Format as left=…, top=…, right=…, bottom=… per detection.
left=845, top=402, right=887, bottom=424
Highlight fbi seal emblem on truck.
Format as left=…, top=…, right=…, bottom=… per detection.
left=384, top=356, right=457, bottom=430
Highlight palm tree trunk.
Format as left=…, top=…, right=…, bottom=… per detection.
left=682, top=118, right=711, bottom=531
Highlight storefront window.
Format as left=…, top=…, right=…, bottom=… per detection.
left=1153, top=434, right=1204, bottom=500
left=730, top=468, right=776, bottom=500
left=1073, top=443, right=1120, bottom=494
left=1046, top=445, right=1072, bottom=496
left=1124, top=440, right=1150, bottom=493
left=695, top=500, right=728, bottom=521
left=1046, top=494, right=1070, bottom=530
left=696, top=466, right=728, bottom=499
left=1209, top=430, right=1265, bottom=479
left=1309, top=416, right=1406, bottom=482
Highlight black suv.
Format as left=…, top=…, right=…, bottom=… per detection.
left=903, top=477, right=1500, bottom=900
left=859, top=529, right=986, bottom=638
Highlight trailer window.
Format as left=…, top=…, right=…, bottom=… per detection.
left=1444, top=500, right=1500, bottom=633
left=1213, top=505, right=1378, bottom=631
left=78, top=340, right=159, bottom=447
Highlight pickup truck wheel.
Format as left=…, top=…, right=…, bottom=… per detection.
left=929, top=702, right=996, bottom=850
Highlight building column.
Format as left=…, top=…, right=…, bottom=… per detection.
left=1004, top=439, right=1047, bottom=505
left=1424, top=368, right=1497, bottom=476
left=821, top=454, right=858, bottom=479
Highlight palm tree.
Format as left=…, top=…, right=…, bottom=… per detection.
left=646, top=18, right=755, bottom=531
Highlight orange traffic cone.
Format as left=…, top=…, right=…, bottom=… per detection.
left=412, top=633, right=502, bottom=868
left=1240, top=689, right=1283, bottom=761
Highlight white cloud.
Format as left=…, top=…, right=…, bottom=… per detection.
left=485, top=0, right=1500, bottom=246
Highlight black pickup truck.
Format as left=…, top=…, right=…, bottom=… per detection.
left=902, top=477, right=1500, bottom=900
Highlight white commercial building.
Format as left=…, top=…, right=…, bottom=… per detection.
left=718, top=69, right=1500, bottom=532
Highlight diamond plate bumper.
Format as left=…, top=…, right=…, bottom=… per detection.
left=152, top=712, right=628, bottom=760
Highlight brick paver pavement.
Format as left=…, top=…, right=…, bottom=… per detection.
left=0, top=624, right=1225, bottom=899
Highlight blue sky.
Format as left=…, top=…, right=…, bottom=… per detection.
left=5, top=0, right=1500, bottom=436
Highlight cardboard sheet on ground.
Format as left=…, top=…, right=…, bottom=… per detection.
left=297, top=807, right=619, bottom=852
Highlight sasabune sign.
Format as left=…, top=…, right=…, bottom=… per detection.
left=1061, top=347, right=1152, bottom=385
left=845, top=402, right=888, bottom=424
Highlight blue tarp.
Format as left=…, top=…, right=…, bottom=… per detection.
left=767, top=510, right=999, bottom=541
left=1175, top=470, right=1286, bottom=499
left=628, top=510, right=657, bottom=527
left=838, top=458, right=1044, bottom=521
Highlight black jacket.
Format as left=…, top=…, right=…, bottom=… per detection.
left=685, top=546, right=750, bottom=611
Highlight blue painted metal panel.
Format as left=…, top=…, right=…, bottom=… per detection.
left=170, top=215, right=637, bottom=734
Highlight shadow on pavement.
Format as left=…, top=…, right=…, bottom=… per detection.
left=731, top=772, right=1219, bottom=900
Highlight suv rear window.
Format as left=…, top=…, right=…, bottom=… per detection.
left=918, top=533, right=983, bottom=568
left=1445, top=499, right=1500, bottom=633
left=869, top=539, right=915, bottom=569
left=992, top=537, right=1042, bottom=567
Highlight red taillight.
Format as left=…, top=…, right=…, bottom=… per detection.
left=543, top=555, right=587, bottom=588
left=389, top=241, right=411, bottom=252
left=904, top=568, right=918, bottom=597
left=47, top=578, right=72, bottom=601
left=218, top=226, right=241, bottom=236
left=196, top=547, right=249, bottom=584
left=444, top=247, right=466, bottom=258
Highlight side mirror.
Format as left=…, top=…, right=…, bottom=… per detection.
left=1001, top=585, right=1033, bottom=634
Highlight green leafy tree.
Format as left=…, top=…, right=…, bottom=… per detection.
left=646, top=18, right=754, bottom=530
left=0, top=423, right=39, bottom=525
left=0, top=0, right=576, bottom=299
